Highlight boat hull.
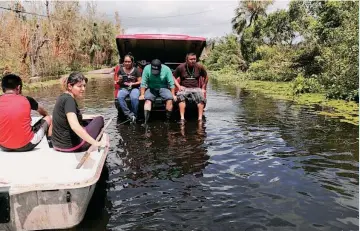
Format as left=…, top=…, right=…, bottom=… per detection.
left=0, top=185, right=95, bottom=231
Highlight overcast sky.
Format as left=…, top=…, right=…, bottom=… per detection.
left=0, top=0, right=289, bottom=39
left=94, top=0, right=290, bottom=39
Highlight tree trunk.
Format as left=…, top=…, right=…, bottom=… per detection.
left=29, top=24, right=49, bottom=77
left=30, top=56, right=37, bottom=77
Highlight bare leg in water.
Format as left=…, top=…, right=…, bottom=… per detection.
left=197, top=103, right=205, bottom=122
left=179, top=102, right=186, bottom=121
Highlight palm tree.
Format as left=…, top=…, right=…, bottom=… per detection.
left=231, top=0, right=274, bottom=35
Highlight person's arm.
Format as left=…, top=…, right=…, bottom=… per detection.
left=66, top=113, right=102, bottom=146
left=173, top=66, right=185, bottom=91
left=202, top=75, right=208, bottom=90
left=26, top=96, right=49, bottom=116
left=167, top=68, right=177, bottom=100
left=37, top=105, right=49, bottom=116
left=200, top=65, right=208, bottom=90
left=64, top=98, right=102, bottom=147
left=139, top=66, right=149, bottom=99
left=167, top=68, right=175, bottom=90
left=82, top=114, right=101, bottom=120
left=135, top=76, right=142, bottom=86
left=173, top=76, right=181, bottom=89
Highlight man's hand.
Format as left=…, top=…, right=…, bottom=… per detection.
left=139, top=95, right=145, bottom=100
left=37, top=106, right=49, bottom=117
left=179, top=86, right=186, bottom=91
left=94, top=139, right=107, bottom=148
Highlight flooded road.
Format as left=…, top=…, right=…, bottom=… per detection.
left=30, top=76, right=359, bottom=231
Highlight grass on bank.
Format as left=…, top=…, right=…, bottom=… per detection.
left=210, top=71, right=359, bottom=126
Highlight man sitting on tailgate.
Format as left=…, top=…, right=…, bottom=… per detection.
left=173, top=52, right=209, bottom=124
left=139, top=59, right=176, bottom=125
left=0, top=74, right=52, bottom=151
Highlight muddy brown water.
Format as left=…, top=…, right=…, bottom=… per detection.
left=28, top=76, right=358, bottom=231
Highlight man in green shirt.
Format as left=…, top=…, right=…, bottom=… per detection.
left=139, top=59, right=177, bottom=124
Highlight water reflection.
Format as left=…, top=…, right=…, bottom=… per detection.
left=104, top=120, right=210, bottom=230
left=209, top=81, right=359, bottom=230
left=236, top=86, right=358, bottom=200
left=113, top=120, right=209, bottom=181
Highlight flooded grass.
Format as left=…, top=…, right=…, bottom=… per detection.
left=210, top=71, right=359, bottom=126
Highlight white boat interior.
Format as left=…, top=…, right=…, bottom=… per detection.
left=0, top=117, right=109, bottom=195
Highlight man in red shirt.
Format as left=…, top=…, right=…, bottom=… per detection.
left=0, top=74, right=52, bottom=151
left=173, top=52, right=209, bottom=124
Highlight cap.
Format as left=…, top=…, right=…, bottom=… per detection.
left=151, top=59, right=162, bottom=75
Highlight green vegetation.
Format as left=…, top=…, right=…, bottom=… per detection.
left=210, top=71, right=358, bottom=125
left=204, top=0, right=358, bottom=125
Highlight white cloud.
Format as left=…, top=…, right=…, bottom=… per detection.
left=87, top=0, right=289, bottom=38
left=1, top=0, right=289, bottom=38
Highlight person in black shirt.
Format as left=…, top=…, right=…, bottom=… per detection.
left=51, top=72, right=106, bottom=152
left=115, top=54, right=142, bottom=122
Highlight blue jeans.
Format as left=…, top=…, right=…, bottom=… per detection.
left=117, top=88, right=140, bottom=117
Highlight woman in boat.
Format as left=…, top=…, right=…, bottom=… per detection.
left=51, top=72, right=105, bottom=152
left=115, top=54, right=142, bottom=122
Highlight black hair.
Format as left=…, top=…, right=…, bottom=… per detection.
left=1, top=74, right=22, bottom=93
left=125, top=52, right=135, bottom=62
left=186, top=52, right=197, bottom=61
left=62, top=72, right=88, bottom=91
left=124, top=54, right=134, bottom=63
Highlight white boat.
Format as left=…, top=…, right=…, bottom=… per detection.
left=0, top=117, right=110, bottom=231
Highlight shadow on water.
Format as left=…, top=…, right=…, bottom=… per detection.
left=30, top=76, right=358, bottom=231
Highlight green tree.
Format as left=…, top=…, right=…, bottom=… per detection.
left=231, top=0, right=273, bottom=35
left=316, top=1, right=359, bottom=100
left=239, top=16, right=266, bottom=63
left=204, top=34, right=246, bottom=72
